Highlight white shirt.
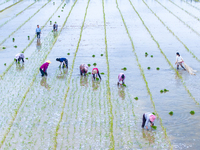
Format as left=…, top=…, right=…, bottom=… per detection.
left=176, top=56, right=183, bottom=63
left=15, top=53, right=24, bottom=59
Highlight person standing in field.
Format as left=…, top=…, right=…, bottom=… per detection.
left=117, top=73, right=125, bottom=85
left=175, top=52, right=186, bottom=70
left=15, top=53, right=24, bottom=63
left=40, top=60, right=51, bottom=77
left=142, top=112, right=156, bottom=130
left=92, top=68, right=101, bottom=80
left=56, top=58, right=68, bottom=68
left=36, top=25, right=41, bottom=38
left=53, top=22, right=58, bottom=31
left=80, top=64, right=88, bottom=76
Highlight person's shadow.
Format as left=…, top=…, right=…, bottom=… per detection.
left=118, top=86, right=125, bottom=100
left=40, top=77, right=50, bottom=90
left=16, top=63, right=24, bottom=72
left=56, top=68, right=68, bottom=79
left=36, top=39, right=41, bottom=51
left=142, top=129, right=155, bottom=145
left=80, top=76, right=88, bottom=87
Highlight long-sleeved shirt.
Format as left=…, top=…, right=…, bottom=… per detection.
left=80, top=64, right=88, bottom=73
left=53, top=24, right=58, bottom=29
left=40, top=62, right=49, bottom=72
left=59, top=58, right=66, bottom=62
left=144, top=112, right=154, bottom=127
left=118, top=73, right=125, bottom=82
left=15, top=53, right=24, bottom=59
left=176, top=56, right=184, bottom=63
left=36, top=27, right=41, bottom=33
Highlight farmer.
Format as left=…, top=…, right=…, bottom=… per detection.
left=40, top=60, right=51, bottom=77
left=36, top=25, right=41, bottom=38
left=80, top=64, right=88, bottom=76
left=53, top=22, right=58, bottom=31
left=92, top=68, right=101, bottom=80
left=15, top=53, right=24, bottom=63
left=175, top=52, right=186, bottom=70
left=142, top=112, right=156, bottom=130
left=117, top=73, right=125, bottom=85
left=56, top=58, right=68, bottom=68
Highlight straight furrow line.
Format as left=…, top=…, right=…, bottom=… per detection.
left=116, top=0, right=172, bottom=149
left=0, top=0, right=64, bottom=79
left=182, top=0, right=200, bottom=12
left=0, top=0, right=51, bottom=46
left=0, top=0, right=11, bottom=6
left=0, top=0, right=22, bottom=12
left=102, top=0, right=115, bottom=149
left=0, top=0, right=75, bottom=147
left=0, top=1, right=37, bottom=28
left=53, top=0, right=90, bottom=148
left=142, top=0, right=199, bottom=106
left=168, top=0, right=200, bottom=21
left=155, top=0, right=200, bottom=37
left=143, top=0, right=200, bottom=62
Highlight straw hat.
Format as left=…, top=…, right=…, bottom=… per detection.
left=150, top=115, right=156, bottom=122
left=46, top=60, right=51, bottom=64
left=92, top=69, right=97, bottom=74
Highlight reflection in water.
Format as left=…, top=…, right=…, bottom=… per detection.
left=16, top=63, right=24, bottom=71
left=80, top=76, right=88, bottom=87
left=36, top=39, right=41, bottom=51
left=56, top=68, right=68, bottom=79
left=53, top=31, right=58, bottom=39
left=65, top=0, right=70, bottom=3
left=40, top=77, right=50, bottom=90
left=142, top=129, right=155, bottom=145
left=92, top=80, right=100, bottom=91
left=118, top=86, right=125, bottom=100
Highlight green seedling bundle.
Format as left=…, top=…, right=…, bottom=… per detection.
left=67, top=53, right=70, bottom=55
left=169, top=111, right=173, bottom=115
left=156, top=67, right=160, bottom=70
left=121, top=67, right=127, bottom=71
left=92, top=55, right=95, bottom=57
left=88, top=64, right=91, bottom=67
left=134, top=97, right=138, bottom=100
left=190, top=111, right=195, bottom=115
left=147, top=67, right=150, bottom=70
left=101, top=54, right=103, bottom=56
left=14, top=45, right=17, bottom=48
left=93, top=63, right=97, bottom=66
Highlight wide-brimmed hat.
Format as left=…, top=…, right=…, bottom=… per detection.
left=46, top=60, right=51, bottom=64
left=150, top=115, right=156, bottom=122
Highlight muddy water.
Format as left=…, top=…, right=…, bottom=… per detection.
left=1, top=0, right=200, bottom=149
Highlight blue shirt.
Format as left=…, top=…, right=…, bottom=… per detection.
left=36, top=27, right=41, bottom=33
left=60, top=58, right=66, bottom=62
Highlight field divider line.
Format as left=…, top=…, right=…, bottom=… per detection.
left=53, top=0, right=91, bottom=149
left=181, top=0, right=200, bottom=12
left=143, top=0, right=200, bottom=63
left=168, top=0, right=200, bottom=21
left=102, top=0, right=115, bottom=149
left=116, top=0, right=172, bottom=149
left=155, top=0, right=200, bottom=37
left=0, top=0, right=64, bottom=79
left=0, top=0, right=23, bottom=12
left=0, top=1, right=37, bottom=28
left=0, top=0, right=75, bottom=147
left=0, top=0, right=51, bottom=46
left=142, top=0, right=200, bottom=106
left=0, top=0, right=11, bottom=6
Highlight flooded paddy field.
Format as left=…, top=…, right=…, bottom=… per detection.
left=0, top=0, right=200, bottom=149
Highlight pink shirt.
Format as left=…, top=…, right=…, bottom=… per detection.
left=118, top=73, right=125, bottom=82
left=92, top=68, right=99, bottom=74
left=40, top=62, right=49, bottom=72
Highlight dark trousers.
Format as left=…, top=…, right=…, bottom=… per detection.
left=40, top=68, right=47, bottom=77
left=142, top=114, right=146, bottom=128
left=37, top=32, right=40, bottom=38
left=16, top=57, right=24, bottom=62
left=64, top=60, right=68, bottom=68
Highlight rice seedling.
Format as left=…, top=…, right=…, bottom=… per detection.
left=2, top=47, right=6, bottom=49
left=100, top=72, right=104, bottom=75
left=152, top=112, right=156, bottom=115
left=96, top=77, right=99, bottom=81
left=67, top=53, right=70, bottom=55
left=145, top=52, right=148, bottom=57
left=151, top=55, right=153, bottom=57
left=160, top=90, right=164, bottom=93
left=88, top=64, right=91, bottom=67
left=14, top=45, right=17, bottom=48
left=61, top=10, right=63, bottom=12
left=121, top=67, right=127, bottom=71
left=25, top=58, right=28, bottom=60
left=28, top=36, right=30, bottom=40
left=93, top=63, right=97, bottom=66
left=101, top=54, right=103, bottom=56
left=169, top=111, right=173, bottom=115
left=122, top=83, right=126, bottom=87
left=164, top=89, right=169, bottom=92
left=156, top=67, right=160, bottom=70
left=147, top=67, right=150, bottom=70
left=53, top=2, right=55, bottom=5
left=58, top=15, right=60, bottom=18
left=152, top=125, right=157, bottom=130
left=4, top=63, right=6, bottom=66
left=12, top=38, right=15, bottom=42
left=190, top=111, right=195, bottom=115
left=50, top=21, right=52, bottom=25
left=88, top=72, right=91, bottom=74
left=134, top=97, right=138, bottom=100
left=92, top=55, right=95, bottom=57
left=62, top=7, right=64, bottom=9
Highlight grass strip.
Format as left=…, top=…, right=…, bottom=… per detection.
left=102, top=0, right=115, bottom=149
left=116, top=0, right=172, bottom=149
left=53, top=0, right=90, bottom=149
left=0, top=0, right=23, bottom=13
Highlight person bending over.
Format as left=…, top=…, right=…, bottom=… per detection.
left=118, top=73, right=125, bottom=85
left=92, top=68, right=101, bottom=80
left=15, top=53, right=24, bottom=63
left=40, top=60, right=51, bottom=77
left=142, top=112, right=156, bottom=130
left=175, top=52, right=186, bottom=70
left=80, top=64, right=88, bottom=76
left=56, top=58, right=68, bottom=68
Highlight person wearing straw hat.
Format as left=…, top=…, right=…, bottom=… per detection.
left=117, top=73, right=125, bottom=85
left=80, top=64, right=88, bottom=76
left=92, top=68, right=101, bottom=80
left=40, top=60, right=51, bottom=77
left=142, top=112, right=156, bottom=130
left=56, top=58, right=68, bottom=68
